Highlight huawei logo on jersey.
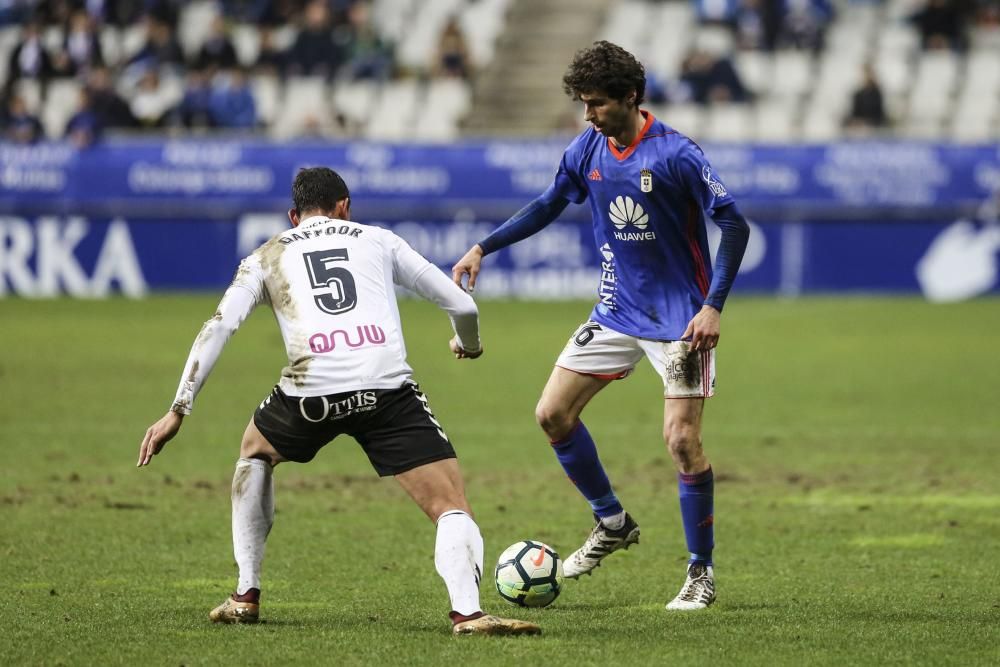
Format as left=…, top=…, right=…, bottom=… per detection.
left=609, top=196, right=656, bottom=241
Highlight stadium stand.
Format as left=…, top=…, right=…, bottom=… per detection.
left=0, top=0, right=997, bottom=143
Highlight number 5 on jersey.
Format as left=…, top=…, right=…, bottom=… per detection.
left=303, top=249, right=359, bottom=315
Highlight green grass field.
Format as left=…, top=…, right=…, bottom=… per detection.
left=2, top=296, right=998, bottom=666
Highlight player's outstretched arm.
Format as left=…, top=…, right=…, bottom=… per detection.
left=452, top=187, right=570, bottom=291
left=137, top=410, right=183, bottom=466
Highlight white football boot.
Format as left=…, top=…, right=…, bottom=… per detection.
left=563, top=513, right=640, bottom=579
left=666, top=563, right=715, bottom=610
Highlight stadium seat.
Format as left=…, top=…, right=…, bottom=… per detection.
left=99, top=26, right=123, bottom=68
left=734, top=52, right=773, bottom=98
left=656, top=104, right=701, bottom=138
left=396, top=0, right=464, bottom=72
left=598, top=0, right=651, bottom=56
left=800, top=111, right=840, bottom=142
left=333, top=79, right=380, bottom=126
left=365, top=79, right=421, bottom=139
left=231, top=25, right=262, bottom=68
left=771, top=51, right=814, bottom=101
left=13, top=79, right=43, bottom=114
left=460, top=0, right=511, bottom=67
left=755, top=102, right=797, bottom=142
left=271, top=76, right=331, bottom=139
left=874, top=55, right=912, bottom=98
left=250, top=74, right=281, bottom=126
left=703, top=104, right=753, bottom=142
left=177, top=1, right=220, bottom=60
left=41, top=78, right=81, bottom=139
left=0, top=26, right=20, bottom=86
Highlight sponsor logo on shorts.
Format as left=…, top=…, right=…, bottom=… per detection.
left=298, top=391, right=378, bottom=423
left=309, top=324, right=386, bottom=353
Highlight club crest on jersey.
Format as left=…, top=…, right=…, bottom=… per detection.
left=609, top=195, right=656, bottom=241
left=640, top=168, right=653, bottom=193
left=702, top=165, right=728, bottom=197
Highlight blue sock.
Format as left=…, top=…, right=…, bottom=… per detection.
left=678, top=467, right=714, bottom=565
left=550, top=421, right=623, bottom=519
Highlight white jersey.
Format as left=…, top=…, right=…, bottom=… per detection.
left=171, top=216, right=480, bottom=414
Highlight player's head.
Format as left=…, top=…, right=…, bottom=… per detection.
left=562, top=41, right=645, bottom=138
left=289, top=167, right=351, bottom=226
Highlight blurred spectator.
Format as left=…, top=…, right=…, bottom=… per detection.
left=910, top=0, right=971, bottom=51
left=286, top=0, right=342, bottom=77
left=254, top=26, right=287, bottom=75
left=696, top=0, right=740, bottom=25
left=844, top=63, right=888, bottom=130
left=341, top=0, right=394, bottom=80
left=781, top=0, right=834, bottom=52
left=226, top=0, right=302, bottom=27
left=54, top=9, right=104, bottom=77
left=129, top=67, right=179, bottom=127
left=678, top=49, right=750, bottom=104
left=65, top=87, right=102, bottom=147
left=196, top=15, right=239, bottom=73
left=2, top=91, right=44, bottom=143
left=208, top=68, right=256, bottom=129
left=127, top=16, right=185, bottom=72
left=1, top=1, right=32, bottom=25
left=85, top=0, right=145, bottom=27
left=434, top=17, right=471, bottom=79
left=85, top=66, right=137, bottom=129
left=172, top=68, right=214, bottom=128
left=7, top=20, right=54, bottom=83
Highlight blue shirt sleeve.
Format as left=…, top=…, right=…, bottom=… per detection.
left=477, top=141, right=585, bottom=255
left=705, top=201, right=749, bottom=311
left=672, top=140, right=734, bottom=215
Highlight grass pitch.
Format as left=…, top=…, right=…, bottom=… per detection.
left=1, top=296, right=998, bottom=666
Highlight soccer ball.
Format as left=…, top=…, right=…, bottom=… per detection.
left=494, top=540, right=563, bottom=608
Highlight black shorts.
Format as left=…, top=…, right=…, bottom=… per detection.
left=253, top=382, right=456, bottom=476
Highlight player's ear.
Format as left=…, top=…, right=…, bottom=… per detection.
left=335, top=197, right=350, bottom=221
left=288, top=208, right=300, bottom=227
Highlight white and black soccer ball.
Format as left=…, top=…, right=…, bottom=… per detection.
left=494, top=540, right=563, bottom=608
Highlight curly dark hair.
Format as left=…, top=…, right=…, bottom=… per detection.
left=292, top=167, right=350, bottom=213
left=562, top=41, right=646, bottom=105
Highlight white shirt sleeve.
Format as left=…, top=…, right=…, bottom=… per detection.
left=171, top=256, right=265, bottom=415
left=391, top=235, right=481, bottom=353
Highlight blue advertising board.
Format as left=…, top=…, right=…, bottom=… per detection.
left=1, top=139, right=999, bottom=300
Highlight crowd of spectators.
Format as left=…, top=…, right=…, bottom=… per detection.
left=1, top=0, right=475, bottom=143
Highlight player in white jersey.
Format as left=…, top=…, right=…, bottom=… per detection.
left=136, top=167, right=540, bottom=636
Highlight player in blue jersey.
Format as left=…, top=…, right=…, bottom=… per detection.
left=452, top=42, right=750, bottom=610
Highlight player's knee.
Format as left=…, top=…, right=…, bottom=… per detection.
left=240, top=434, right=282, bottom=466
left=535, top=401, right=574, bottom=440
left=664, top=420, right=700, bottom=457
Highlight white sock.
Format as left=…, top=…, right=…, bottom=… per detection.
left=434, top=510, right=484, bottom=616
left=231, top=458, right=274, bottom=595
left=600, top=510, right=627, bottom=531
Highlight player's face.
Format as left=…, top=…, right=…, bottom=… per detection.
left=579, top=91, right=634, bottom=138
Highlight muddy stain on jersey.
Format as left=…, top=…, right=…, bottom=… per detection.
left=187, top=359, right=200, bottom=383
left=258, top=237, right=312, bottom=388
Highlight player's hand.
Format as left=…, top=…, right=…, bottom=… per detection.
left=452, top=244, right=484, bottom=293
left=449, top=336, right=484, bottom=359
left=681, top=305, right=721, bottom=351
left=137, top=411, right=184, bottom=467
